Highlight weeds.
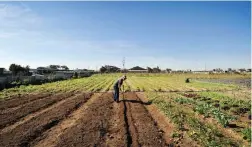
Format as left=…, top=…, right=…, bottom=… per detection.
left=146, top=92, right=239, bottom=147
left=242, top=128, right=251, bottom=142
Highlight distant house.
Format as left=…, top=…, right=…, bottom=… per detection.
left=0, top=68, right=4, bottom=75
left=29, top=69, right=37, bottom=75
left=173, top=70, right=186, bottom=73
left=128, top=70, right=148, bottom=73
left=0, top=77, right=8, bottom=90
left=32, top=74, right=45, bottom=80
left=193, top=71, right=210, bottom=74
left=3, top=71, right=12, bottom=76
left=238, top=68, right=246, bottom=73
left=128, top=66, right=148, bottom=73
left=78, top=71, right=93, bottom=77
left=55, top=71, right=75, bottom=79
left=54, top=70, right=93, bottom=79
left=37, top=67, right=54, bottom=75
left=129, top=66, right=146, bottom=70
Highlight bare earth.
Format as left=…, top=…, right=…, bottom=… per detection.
left=0, top=92, right=189, bottom=147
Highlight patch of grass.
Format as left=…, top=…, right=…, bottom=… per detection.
left=171, top=132, right=181, bottom=138
left=241, top=128, right=251, bottom=142
left=174, top=97, right=195, bottom=104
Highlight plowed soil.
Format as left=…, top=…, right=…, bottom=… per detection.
left=0, top=92, right=176, bottom=147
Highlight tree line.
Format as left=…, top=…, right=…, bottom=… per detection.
left=99, top=65, right=171, bottom=73
left=9, top=64, right=31, bottom=76
left=7, top=64, right=70, bottom=76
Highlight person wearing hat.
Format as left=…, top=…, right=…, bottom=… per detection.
left=113, top=75, right=127, bottom=102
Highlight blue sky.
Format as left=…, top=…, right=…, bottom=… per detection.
left=0, top=1, right=250, bottom=70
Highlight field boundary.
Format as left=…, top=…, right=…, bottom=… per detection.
left=89, top=89, right=243, bottom=94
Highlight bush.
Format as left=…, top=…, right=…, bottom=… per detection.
left=73, top=72, right=78, bottom=79
left=22, top=79, right=30, bottom=85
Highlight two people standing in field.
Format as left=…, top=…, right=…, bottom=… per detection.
left=113, top=75, right=127, bottom=102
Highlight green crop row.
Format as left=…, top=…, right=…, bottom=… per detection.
left=146, top=92, right=246, bottom=147
left=0, top=73, right=249, bottom=100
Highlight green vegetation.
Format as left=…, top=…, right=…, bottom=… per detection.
left=0, top=73, right=249, bottom=98
left=145, top=92, right=242, bottom=146
left=0, top=73, right=250, bottom=146
left=0, top=74, right=117, bottom=99
left=242, top=128, right=251, bottom=142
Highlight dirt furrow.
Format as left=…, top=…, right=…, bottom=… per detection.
left=0, top=92, right=74, bottom=129
left=124, top=99, right=139, bottom=147
left=0, top=93, right=50, bottom=110
left=32, top=93, right=104, bottom=147
left=105, top=99, right=128, bottom=146
left=50, top=92, right=128, bottom=147
left=136, top=92, right=198, bottom=147
left=0, top=93, right=92, bottom=147
left=0, top=93, right=81, bottom=134
left=0, top=91, right=181, bottom=147
left=136, top=92, right=174, bottom=143
left=122, top=92, right=166, bottom=146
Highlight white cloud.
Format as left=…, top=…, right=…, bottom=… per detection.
left=0, top=2, right=42, bottom=29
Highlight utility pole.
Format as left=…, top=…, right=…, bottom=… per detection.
left=122, top=57, right=125, bottom=73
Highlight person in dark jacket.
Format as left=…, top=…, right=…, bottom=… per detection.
left=113, top=75, right=127, bottom=102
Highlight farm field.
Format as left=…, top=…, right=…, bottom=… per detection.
left=196, top=78, right=251, bottom=88
left=0, top=73, right=251, bottom=147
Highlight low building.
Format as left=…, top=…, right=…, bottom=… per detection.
left=54, top=70, right=93, bottom=79
left=55, top=71, right=74, bottom=79
left=78, top=71, right=92, bottom=77
left=128, top=66, right=148, bottom=73
left=193, top=71, right=210, bottom=74
left=238, top=69, right=247, bottom=73
left=30, top=69, right=38, bottom=75
left=0, top=68, right=4, bottom=75
left=31, top=74, right=46, bottom=80
left=128, top=69, right=148, bottom=73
